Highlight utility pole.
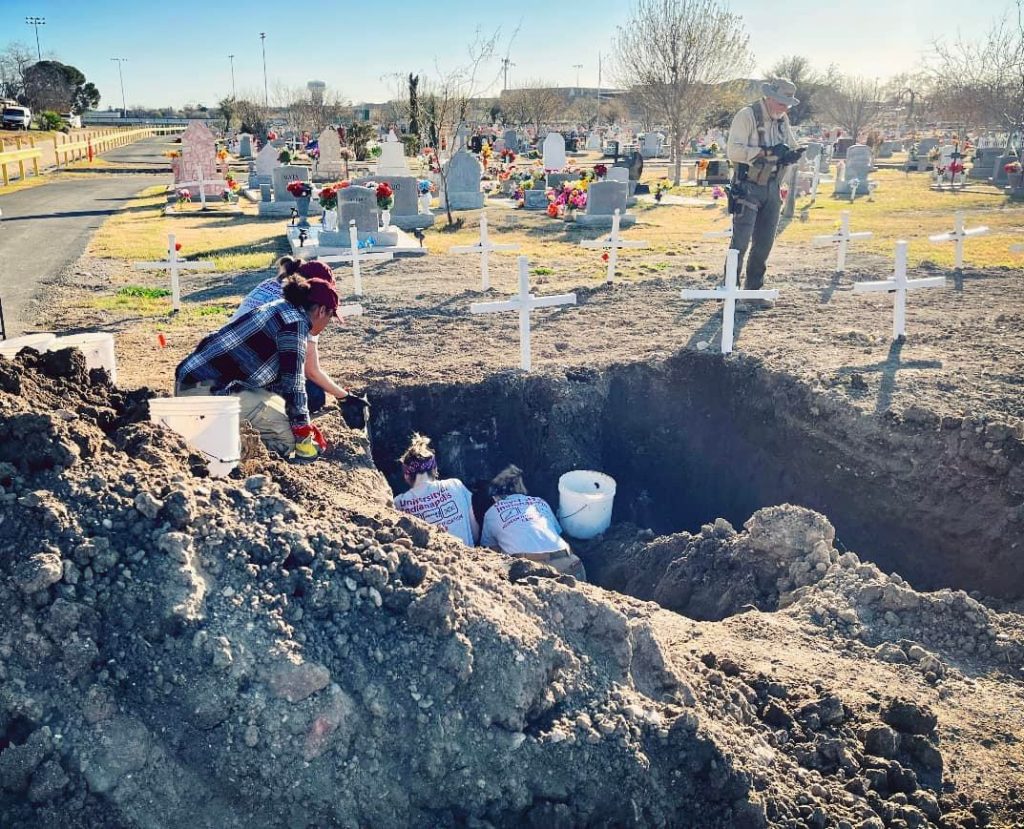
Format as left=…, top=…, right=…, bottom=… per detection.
left=25, top=17, right=45, bottom=61
left=572, top=64, right=583, bottom=92
left=228, top=54, right=236, bottom=98
left=110, top=57, right=128, bottom=119
left=259, top=33, right=268, bottom=107
left=501, top=57, right=515, bottom=91
left=596, top=52, right=602, bottom=127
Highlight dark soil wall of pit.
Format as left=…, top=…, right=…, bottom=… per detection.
left=369, top=350, right=1024, bottom=599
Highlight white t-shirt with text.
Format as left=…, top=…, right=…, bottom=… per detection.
left=480, top=494, right=569, bottom=555
left=394, top=478, right=476, bottom=547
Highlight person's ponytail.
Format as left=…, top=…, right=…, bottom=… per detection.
left=281, top=275, right=311, bottom=306
left=276, top=255, right=303, bottom=282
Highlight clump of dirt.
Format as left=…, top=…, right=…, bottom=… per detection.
left=1, top=352, right=1022, bottom=828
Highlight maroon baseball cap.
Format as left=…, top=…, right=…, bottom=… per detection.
left=298, top=260, right=335, bottom=284
left=306, top=278, right=342, bottom=318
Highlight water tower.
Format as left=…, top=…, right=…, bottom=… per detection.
left=307, top=81, right=326, bottom=105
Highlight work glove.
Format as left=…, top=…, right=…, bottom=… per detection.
left=780, top=146, right=806, bottom=165
left=339, top=393, right=370, bottom=431
left=291, top=423, right=328, bottom=460
left=769, top=142, right=791, bottom=160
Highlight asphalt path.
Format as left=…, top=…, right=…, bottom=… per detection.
left=0, top=136, right=170, bottom=337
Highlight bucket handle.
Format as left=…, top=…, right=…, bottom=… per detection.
left=558, top=504, right=589, bottom=521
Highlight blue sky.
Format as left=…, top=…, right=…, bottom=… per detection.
left=2, top=0, right=1014, bottom=108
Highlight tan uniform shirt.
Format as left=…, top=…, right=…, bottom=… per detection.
left=727, top=100, right=798, bottom=165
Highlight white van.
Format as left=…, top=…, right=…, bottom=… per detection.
left=2, top=106, right=32, bottom=130
left=61, top=113, right=82, bottom=129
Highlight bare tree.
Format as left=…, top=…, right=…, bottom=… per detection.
left=274, top=83, right=349, bottom=136
left=234, top=90, right=272, bottom=139
left=499, top=80, right=563, bottom=132
left=614, top=0, right=752, bottom=184
left=0, top=42, right=34, bottom=102
left=418, top=29, right=504, bottom=226
left=927, top=7, right=1024, bottom=147
left=819, top=75, right=883, bottom=143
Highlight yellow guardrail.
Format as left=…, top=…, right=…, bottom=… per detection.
left=0, top=125, right=184, bottom=185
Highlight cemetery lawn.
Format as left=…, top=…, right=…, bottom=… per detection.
left=40, top=171, right=1024, bottom=432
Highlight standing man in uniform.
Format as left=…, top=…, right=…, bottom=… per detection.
left=726, top=79, right=805, bottom=307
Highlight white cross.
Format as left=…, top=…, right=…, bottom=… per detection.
left=808, top=162, right=822, bottom=201
left=853, top=241, right=945, bottom=340
left=812, top=211, right=873, bottom=273
left=680, top=248, right=778, bottom=355
left=317, top=220, right=394, bottom=297
left=469, top=256, right=576, bottom=371
left=133, top=234, right=215, bottom=312
left=580, top=209, right=649, bottom=283
left=848, top=178, right=860, bottom=202
left=176, top=164, right=226, bottom=210
left=449, top=213, right=519, bottom=290
left=928, top=211, right=989, bottom=270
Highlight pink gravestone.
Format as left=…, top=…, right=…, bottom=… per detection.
left=176, top=121, right=221, bottom=196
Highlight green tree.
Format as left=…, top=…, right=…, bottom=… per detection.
left=408, top=73, right=420, bottom=137
left=765, top=55, right=826, bottom=125
left=23, top=61, right=99, bottom=114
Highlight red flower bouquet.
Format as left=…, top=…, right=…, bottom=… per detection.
left=286, top=180, right=313, bottom=198
left=376, top=181, right=394, bottom=210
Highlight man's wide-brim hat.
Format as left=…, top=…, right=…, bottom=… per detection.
left=762, top=78, right=799, bottom=107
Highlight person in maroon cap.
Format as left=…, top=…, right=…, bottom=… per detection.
left=232, top=256, right=362, bottom=416
left=175, top=274, right=343, bottom=460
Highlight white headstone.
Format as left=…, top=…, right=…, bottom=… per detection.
left=376, top=129, right=411, bottom=177
left=317, top=128, right=343, bottom=177
left=834, top=144, right=872, bottom=196
left=542, top=132, right=566, bottom=170
left=585, top=132, right=602, bottom=152
left=255, top=143, right=281, bottom=179
left=272, top=166, right=310, bottom=203
left=238, top=134, right=255, bottom=158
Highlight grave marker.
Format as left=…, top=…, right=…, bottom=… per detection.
left=317, top=221, right=394, bottom=296
left=928, top=211, right=989, bottom=270
left=469, top=256, right=576, bottom=371
left=542, top=132, right=566, bottom=170
left=133, top=234, right=215, bottom=312
left=317, top=128, right=343, bottom=177
left=176, top=121, right=220, bottom=193
left=443, top=150, right=484, bottom=209
left=175, top=164, right=226, bottom=210
left=272, top=165, right=310, bottom=203
left=812, top=211, right=873, bottom=272
left=853, top=241, right=945, bottom=340
left=450, top=213, right=519, bottom=290
left=680, top=249, right=779, bottom=354
left=580, top=209, right=649, bottom=282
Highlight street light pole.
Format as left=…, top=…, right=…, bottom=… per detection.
left=573, top=64, right=583, bottom=91
left=110, top=58, right=128, bottom=119
left=259, top=33, right=268, bottom=107
left=228, top=54, right=236, bottom=98
left=25, top=17, right=45, bottom=61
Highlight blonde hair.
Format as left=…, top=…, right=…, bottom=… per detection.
left=488, top=464, right=527, bottom=499
left=400, top=433, right=438, bottom=479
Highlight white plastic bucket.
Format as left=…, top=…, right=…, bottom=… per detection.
left=49, top=332, right=118, bottom=384
left=558, top=470, right=617, bottom=540
left=0, top=333, right=56, bottom=359
left=149, top=396, right=241, bottom=477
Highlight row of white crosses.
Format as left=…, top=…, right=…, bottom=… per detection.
left=579, top=209, right=650, bottom=283
left=853, top=242, right=945, bottom=340
left=449, top=213, right=519, bottom=290
left=133, top=234, right=214, bottom=312
left=319, top=220, right=393, bottom=296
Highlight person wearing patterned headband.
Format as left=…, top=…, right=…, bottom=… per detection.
left=393, top=434, right=478, bottom=547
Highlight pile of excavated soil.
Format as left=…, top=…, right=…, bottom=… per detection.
left=2, top=351, right=1024, bottom=828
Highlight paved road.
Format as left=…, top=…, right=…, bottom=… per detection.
left=0, top=137, right=170, bottom=337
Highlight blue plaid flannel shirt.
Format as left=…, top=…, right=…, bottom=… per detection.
left=175, top=299, right=311, bottom=427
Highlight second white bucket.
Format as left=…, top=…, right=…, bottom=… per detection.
left=558, top=470, right=617, bottom=540
left=149, top=395, right=241, bottom=478
left=49, top=332, right=118, bottom=384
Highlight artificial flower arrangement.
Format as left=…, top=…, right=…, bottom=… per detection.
left=340, top=147, right=355, bottom=160
left=375, top=181, right=394, bottom=210
left=711, top=185, right=726, bottom=200
left=318, top=182, right=350, bottom=210
left=278, top=148, right=293, bottom=164
left=1004, top=161, right=1022, bottom=174
left=499, top=148, right=516, bottom=164
left=549, top=179, right=589, bottom=216
left=176, top=188, right=192, bottom=206
left=367, top=141, right=382, bottom=159
left=593, top=163, right=608, bottom=180
left=481, top=142, right=493, bottom=164
left=216, top=148, right=229, bottom=162
left=286, top=180, right=313, bottom=199
left=163, top=150, right=181, bottom=159
left=928, top=146, right=941, bottom=161
left=709, top=142, right=720, bottom=154
left=654, top=178, right=672, bottom=203
left=417, top=179, right=435, bottom=195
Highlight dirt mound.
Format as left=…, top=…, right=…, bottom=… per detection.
left=1, top=353, right=1022, bottom=828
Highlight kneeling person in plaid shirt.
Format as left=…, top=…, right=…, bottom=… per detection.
left=175, top=276, right=343, bottom=460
